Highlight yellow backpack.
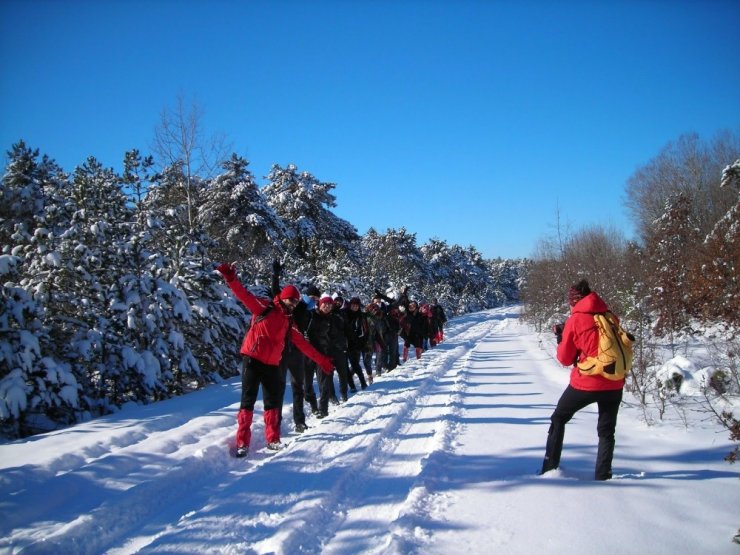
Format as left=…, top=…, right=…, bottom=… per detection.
left=577, top=312, right=634, bottom=381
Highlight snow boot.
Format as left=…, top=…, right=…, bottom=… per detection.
left=595, top=436, right=615, bottom=480
left=264, top=407, right=281, bottom=444
left=541, top=421, right=565, bottom=475
left=236, top=408, right=253, bottom=454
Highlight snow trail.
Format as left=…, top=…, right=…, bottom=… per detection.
left=1, top=307, right=737, bottom=555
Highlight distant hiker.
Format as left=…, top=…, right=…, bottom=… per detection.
left=215, top=262, right=334, bottom=457
left=374, top=288, right=407, bottom=369
left=301, top=284, right=323, bottom=416
left=400, top=299, right=428, bottom=361
left=430, top=298, right=448, bottom=344
left=365, top=302, right=388, bottom=378
left=344, top=296, right=370, bottom=390
left=329, top=293, right=353, bottom=401
left=540, top=279, right=625, bottom=480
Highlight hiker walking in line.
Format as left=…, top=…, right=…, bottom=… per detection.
left=269, top=260, right=314, bottom=434
left=306, top=295, right=344, bottom=418
left=215, top=263, right=334, bottom=457
left=540, top=279, right=626, bottom=480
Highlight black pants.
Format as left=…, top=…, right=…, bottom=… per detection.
left=317, top=365, right=334, bottom=413
left=278, top=348, right=307, bottom=426
left=347, top=348, right=368, bottom=389
left=241, top=356, right=281, bottom=411
left=542, top=385, right=622, bottom=480
left=303, top=360, right=319, bottom=413
left=385, top=332, right=399, bottom=370
left=330, top=348, right=351, bottom=400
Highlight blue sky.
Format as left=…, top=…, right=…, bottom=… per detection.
left=1, top=0, right=738, bottom=259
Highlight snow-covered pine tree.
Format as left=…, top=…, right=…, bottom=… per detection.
left=486, top=257, right=524, bottom=305
left=44, top=157, right=137, bottom=415
left=0, top=253, right=80, bottom=437
left=102, top=150, right=173, bottom=405
left=140, top=163, right=209, bottom=395
left=262, top=163, right=359, bottom=279
left=0, top=143, right=86, bottom=437
left=360, top=227, right=428, bottom=301
left=198, top=154, right=287, bottom=282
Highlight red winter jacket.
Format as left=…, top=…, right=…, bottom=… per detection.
left=557, top=291, right=625, bottom=392
left=225, top=278, right=333, bottom=372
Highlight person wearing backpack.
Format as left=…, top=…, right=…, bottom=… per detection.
left=215, top=263, right=334, bottom=457
left=540, top=279, right=625, bottom=480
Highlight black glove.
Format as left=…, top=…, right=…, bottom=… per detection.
left=553, top=324, right=564, bottom=344
left=272, top=259, right=282, bottom=276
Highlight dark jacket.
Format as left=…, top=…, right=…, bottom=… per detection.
left=306, top=309, right=333, bottom=355
left=345, top=307, right=371, bottom=351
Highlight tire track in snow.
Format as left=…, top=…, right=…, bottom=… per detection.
left=269, top=315, right=500, bottom=554
left=380, top=316, right=512, bottom=554
left=1, top=393, right=286, bottom=553
left=2, top=310, right=511, bottom=554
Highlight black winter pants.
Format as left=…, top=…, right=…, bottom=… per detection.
left=241, top=356, right=282, bottom=411
left=278, top=348, right=307, bottom=426
left=541, top=385, right=622, bottom=480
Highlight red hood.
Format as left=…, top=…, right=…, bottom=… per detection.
left=571, top=291, right=609, bottom=314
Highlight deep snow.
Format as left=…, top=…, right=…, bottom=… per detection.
left=0, top=307, right=738, bottom=554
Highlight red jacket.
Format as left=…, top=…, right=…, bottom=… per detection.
left=225, top=278, right=333, bottom=371
left=557, top=291, right=625, bottom=392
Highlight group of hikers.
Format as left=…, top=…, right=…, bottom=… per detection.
left=217, top=261, right=626, bottom=482
left=216, top=261, right=447, bottom=458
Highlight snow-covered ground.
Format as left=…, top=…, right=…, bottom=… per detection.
left=1, top=307, right=737, bottom=554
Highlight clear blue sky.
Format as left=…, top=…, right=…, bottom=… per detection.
left=1, top=0, right=738, bottom=259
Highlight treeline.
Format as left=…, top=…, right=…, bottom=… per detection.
left=521, top=131, right=739, bottom=418
left=0, top=141, right=522, bottom=438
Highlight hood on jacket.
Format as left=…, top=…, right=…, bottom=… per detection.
left=571, top=291, right=609, bottom=314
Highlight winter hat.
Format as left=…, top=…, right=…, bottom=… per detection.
left=319, top=295, right=334, bottom=306
left=305, top=285, right=321, bottom=298
left=568, top=279, right=591, bottom=307
left=279, top=285, right=301, bottom=301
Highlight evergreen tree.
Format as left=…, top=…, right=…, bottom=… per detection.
left=0, top=254, right=79, bottom=437
left=262, top=164, right=359, bottom=277
left=198, top=154, right=287, bottom=282
left=360, top=227, right=427, bottom=298
left=40, top=157, right=134, bottom=414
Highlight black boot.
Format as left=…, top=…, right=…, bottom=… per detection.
left=595, top=436, right=615, bottom=480
left=541, top=422, right=565, bottom=475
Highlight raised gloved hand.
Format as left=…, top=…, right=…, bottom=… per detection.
left=216, top=262, right=237, bottom=282
left=319, top=356, right=334, bottom=375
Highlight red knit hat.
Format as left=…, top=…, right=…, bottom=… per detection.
left=279, top=285, right=301, bottom=301
left=319, top=295, right=334, bottom=305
